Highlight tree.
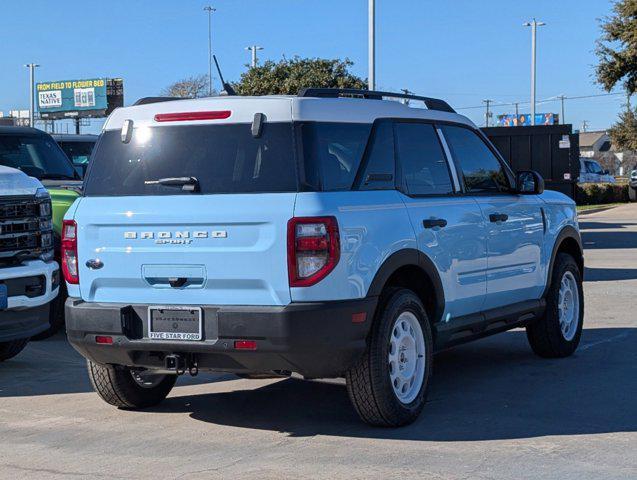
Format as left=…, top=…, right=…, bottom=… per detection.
left=609, top=107, right=637, bottom=151
left=233, top=57, right=366, bottom=96
left=596, top=1, right=637, bottom=151
left=596, top=0, right=637, bottom=93
left=161, top=74, right=211, bottom=98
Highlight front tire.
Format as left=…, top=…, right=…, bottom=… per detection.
left=346, top=289, right=433, bottom=427
left=0, top=339, right=29, bottom=362
left=527, top=253, right=584, bottom=358
left=87, top=360, right=177, bottom=409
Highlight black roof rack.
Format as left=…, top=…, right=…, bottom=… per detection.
left=133, top=97, right=186, bottom=106
left=297, top=88, right=456, bottom=113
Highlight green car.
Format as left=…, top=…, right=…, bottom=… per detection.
left=0, top=126, right=82, bottom=337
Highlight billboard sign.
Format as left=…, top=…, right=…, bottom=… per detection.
left=36, top=78, right=123, bottom=119
left=497, top=113, right=558, bottom=127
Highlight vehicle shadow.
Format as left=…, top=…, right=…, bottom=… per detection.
left=149, top=327, right=637, bottom=441
left=579, top=221, right=637, bottom=231
left=585, top=267, right=637, bottom=281
left=0, top=332, right=233, bottom=397
left=581, top=230, right=637, bottom=249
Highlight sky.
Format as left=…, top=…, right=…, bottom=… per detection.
left=0, top=0, right=626, bottom=134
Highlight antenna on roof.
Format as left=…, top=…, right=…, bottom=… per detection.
left=213, top=55, right=237, bottom=96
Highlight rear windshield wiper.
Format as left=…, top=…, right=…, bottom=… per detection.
left=144, top=176, right=200, bottom=193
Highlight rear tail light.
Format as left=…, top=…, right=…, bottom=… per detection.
left=287, top=217, right=340, bottom=287
left=61, top=220, right=79, bottom=284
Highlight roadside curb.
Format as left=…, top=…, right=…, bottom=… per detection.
left=577, top=205, right=622, bottom=216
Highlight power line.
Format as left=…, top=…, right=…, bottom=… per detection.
left=456, top=92, right=624, bottom=111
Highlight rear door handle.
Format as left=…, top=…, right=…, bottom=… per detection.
left=489, top=213, right=509, bottom=223
left=423, top=218, right=447, bottom=229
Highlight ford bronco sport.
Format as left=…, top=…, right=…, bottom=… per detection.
left=64, top=89, right=584, bottom=426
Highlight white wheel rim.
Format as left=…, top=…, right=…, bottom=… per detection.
left=388, top=311, right=426, bottom=404
left=558, top=271, right=580, bottom=341
left=131, top=370, right=165, bottom=389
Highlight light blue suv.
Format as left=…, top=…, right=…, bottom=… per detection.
left=63, top=89, right=584, bottom=426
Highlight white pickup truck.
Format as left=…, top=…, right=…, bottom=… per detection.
left=0, top=166, right=59, bottom=361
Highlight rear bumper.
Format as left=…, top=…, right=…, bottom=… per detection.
left=65, top=297, right=377, bottom=378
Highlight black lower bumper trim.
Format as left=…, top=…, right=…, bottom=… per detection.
left=65, top=297, right=377, bottom=378
left=0, top=304, right=50, bottom=342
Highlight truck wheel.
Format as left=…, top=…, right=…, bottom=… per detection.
left=527, top=253, right=584, bottom=358
left=346, top=289, right=433, bottom=427
left=0, top=339, right=29, bottom=362
left=629, top=187, right=636, bottom=202
left=87, top=360, right=177, bottom=409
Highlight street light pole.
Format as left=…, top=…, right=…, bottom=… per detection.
left=368, top=0, right=375, bottom=90
left=245, top=45, right=263, bottom=68
left=24, top=63, right=39, bottom=128
left=524, top=19, right=545, bottom=126
left=204, top=6, right=216, bottom=96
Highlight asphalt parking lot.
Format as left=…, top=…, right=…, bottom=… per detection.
left=1, top=204, right=636, bottom=480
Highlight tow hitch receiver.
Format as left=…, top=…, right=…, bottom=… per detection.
left=164, top=354, right=198, bottom=376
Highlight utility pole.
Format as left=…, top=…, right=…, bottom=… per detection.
left=400, top=88, right=413, bottom=105
left=24, top=63, right=39, bottom=128
left=203, top=6, right=216, bottom=96
left=368, top=0, right=375, bottom=90
left=582, top=120, right=589, bottom=132
left=557, top=95, right=566, bottom=124
left=523, top=19, right=546, bottom=126
left=483, top=99, right=493, bottom=127
left=245, top=45, right=263, bottom=68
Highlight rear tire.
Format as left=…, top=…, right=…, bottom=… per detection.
left=87, top=360, right=177, bottom=409
left=629, top=186, right=636, bottom=202
left=346, top=289, right=433, bottom=427
left=526, top=253, right=584, bottom=358
left=0, top=339, right=29, bottom=362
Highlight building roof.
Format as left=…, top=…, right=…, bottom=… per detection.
left=579, top=130, right=609, bottom=149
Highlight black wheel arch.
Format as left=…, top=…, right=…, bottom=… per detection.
left=543, top=225, right=584, bottom=298
left=367, top=249, right=445, bottom=324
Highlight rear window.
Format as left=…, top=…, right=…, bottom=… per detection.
left=83, top=123, right=297, bottom=196
left=0, top=134, right=77, bottom=180
left=300, top=123, right=372, bottom=191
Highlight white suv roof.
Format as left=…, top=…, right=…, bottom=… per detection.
left=103, top=93, right=475, bottom=131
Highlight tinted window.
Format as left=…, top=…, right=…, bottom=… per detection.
left=0, top=134, right=77, bottom=180
left=395, top=123, right=453, bottom=195
left=442, top=125, right=510, bottom=193
left=359, top=122, right=395, bottom=190
left=84, top=123, right=297, bottom=196
left=59, top=141, right=95, bottom=165
left=301, top=123, right=371, bottom=191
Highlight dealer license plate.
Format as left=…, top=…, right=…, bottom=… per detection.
left=147, top=306, right=202, bottom=341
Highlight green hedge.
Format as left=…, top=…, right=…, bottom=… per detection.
left=576, top=183, right=629, bottom=205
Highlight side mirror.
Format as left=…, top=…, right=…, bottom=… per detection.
left=516, top=170, right=544, bottom=195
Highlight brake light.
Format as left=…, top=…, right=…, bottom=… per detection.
left=287, top=217, right=340, bottom=287
left=61, top=219, right=79, bottom=284
left=154, top=110, right=232, bottom=122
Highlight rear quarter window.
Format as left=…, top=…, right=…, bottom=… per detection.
left=300, top=122, right=372, bottom=191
